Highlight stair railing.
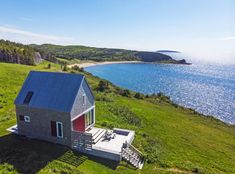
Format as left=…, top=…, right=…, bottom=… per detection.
left=121, top=141, right=145, bottom=168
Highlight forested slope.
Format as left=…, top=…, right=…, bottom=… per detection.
left=0, top=40, right=39, bottom=65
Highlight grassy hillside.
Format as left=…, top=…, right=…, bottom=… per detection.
left=0, top=62, right=234, bottom=174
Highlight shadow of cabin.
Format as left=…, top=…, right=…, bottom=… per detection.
left=0, top=133, right=120, bottom=173
left=0, top=133, right=75, bottom=174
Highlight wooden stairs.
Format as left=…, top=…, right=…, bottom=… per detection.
left=121, top=142, right=144, bottom=169
left=92, top=128, right=106, bottom=144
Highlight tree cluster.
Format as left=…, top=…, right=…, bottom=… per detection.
left=97, top=80, right=109, bottom=92
left=0, top=40, right=36, bottom=65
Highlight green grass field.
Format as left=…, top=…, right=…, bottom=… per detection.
left=0, top=62, right=234, bottom=174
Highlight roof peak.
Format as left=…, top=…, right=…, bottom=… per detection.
left=29, top=70, right=84, bottom=77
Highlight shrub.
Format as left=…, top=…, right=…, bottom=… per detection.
left=149, top=93, right=157, bottom=98
left=192, top=109, right=199, bottom=115
left=143, top=138, right=160, bottom=163
left=47, top=63, right=51, bottom=69
left=118, top=89, right=131, bottom=97
left=72, top=65, right=79, bottom=71
left=108, top=105, right=141, bottom=126
left=96, top=95, right=113, bottom=102
left=157, top=92, right=171, bottom=102
left=107, top=123, right=114, bottom=129
left=192, top=167, right=201, bottom=173
left=101, top=121, right=114, bottom=129
left=101, top=121, right=108, bottom=127
left=71, top=65, right=84, bottom=72
left=134, top=92, right=144, bottom=99
left=157, top=92, right=164, bottom=97
left=63, top=65, right=68, bottom=71
left=171, top=102, right=178, bottom=108
left=97, top=80, right=109, bottom=92
left=142, top=133, right=148, bottom=138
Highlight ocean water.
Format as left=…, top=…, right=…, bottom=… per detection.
left=85, top=63, right=235, bottom=124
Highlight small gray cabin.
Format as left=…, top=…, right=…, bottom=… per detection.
left=12, top=71, right=144, bottom=169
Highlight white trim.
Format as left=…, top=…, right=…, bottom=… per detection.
left=56, top=122, right=63, bottom=138
left=93, top=106, right=96, bottom=125
left=85, top=122, right=95, bottom=131
left=24, top=115, right=30, bottom=122
left=71, top=105, right=95, bottom=121
left=85, top=109, right=95, bottom=130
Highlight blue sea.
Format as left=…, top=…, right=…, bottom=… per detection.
left=85, top=63, right=235, bottom=124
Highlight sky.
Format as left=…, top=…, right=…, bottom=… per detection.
left=0, top=0, right=234, bottom=64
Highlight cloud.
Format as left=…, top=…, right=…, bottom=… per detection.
left=19, top=17, right=33, bottom=22
left=0, top=26, right=74, bottom=44
left=217, top=36, right=235, bottom=41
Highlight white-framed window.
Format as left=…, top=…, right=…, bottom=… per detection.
left=24, top=116, right=30, bottom=122
left=56, top=122, right=63, bottom=138
left=85, top=109, right=94, bottom=128
left=82, top=94, right=86, bottom=105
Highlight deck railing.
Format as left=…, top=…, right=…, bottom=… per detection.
left=71, top=130, right=93, bottom=151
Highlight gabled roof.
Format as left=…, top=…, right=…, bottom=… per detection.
left=14, top=71, right=85, bottom=112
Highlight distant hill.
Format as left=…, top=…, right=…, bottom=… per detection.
left=156, top=50, right=191, bottom=64
left=157, top=50, right=181, bottom=53
left=0, top=40, right=189, bottom=65
left=30, top=44, right=188, bottom=64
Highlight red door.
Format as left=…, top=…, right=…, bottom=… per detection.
left=73, top=115, right=85, bottom=132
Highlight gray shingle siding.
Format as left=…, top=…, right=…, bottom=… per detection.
left=16, top=105, right=71, bottom=146
left=71, top=78, right=95, bottom=119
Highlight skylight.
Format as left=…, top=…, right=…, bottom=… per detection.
left=23, top=91, right=34, bottom=104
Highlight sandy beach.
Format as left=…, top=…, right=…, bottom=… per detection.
left=68, top=61, right=142, bottom=68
